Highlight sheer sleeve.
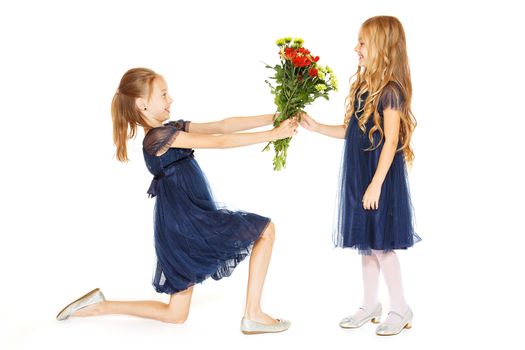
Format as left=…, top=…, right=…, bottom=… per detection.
left=165, top=119, right=191, bottom=132
left=143, top=119, right=190, bottom=156
left=379, top=82, right=405, bottom=112
left=183, top=120, right=191, bottom=132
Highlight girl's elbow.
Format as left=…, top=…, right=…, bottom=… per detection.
left=219, top=119, right=229, bottom=134
left=385, top=138, right=398, bottom=148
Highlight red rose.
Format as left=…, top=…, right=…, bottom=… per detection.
left=308, top=68, right=318, bottom=77
left=298, top=48, right=311, bottom=55
left=284, top=47, right=297, bottom=59
left=292, top=56, right=311, bottom=67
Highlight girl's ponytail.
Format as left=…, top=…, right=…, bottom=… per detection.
left=110, top=68, right=158, bottom=162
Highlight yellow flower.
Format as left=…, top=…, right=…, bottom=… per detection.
left=318, top=71, right=326, bottom=80
left=330, top=76, right=338, bottom=91
left=292, top=37, right=304, bottom=48
left=276, top=38, right=287, bottom=46
left=325, top=65, right=333, bottom=74
left=315, top=84, right=327, bottom=92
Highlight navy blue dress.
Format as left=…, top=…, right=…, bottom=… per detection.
left=143, top=120, right=271, bottom=294
left=334, top=83, right=421, bottom=255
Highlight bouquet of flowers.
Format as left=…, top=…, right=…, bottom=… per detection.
left=263, top=37, right=338, bottom=171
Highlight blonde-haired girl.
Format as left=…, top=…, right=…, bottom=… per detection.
left=300, top=16, right=421, bottom=336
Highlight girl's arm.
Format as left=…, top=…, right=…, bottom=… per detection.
left=188, top=114, right=275, bottom=134
left=362, top=108, right=401, bottom=210
left=170, top=118, right=297, bottom=149
left=299, top=113, right=346, bottom=139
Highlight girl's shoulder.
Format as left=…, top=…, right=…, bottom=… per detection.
left=143, top=120, right=186, bottom=155
left=378, top=81, right=404, bottom=111
left=382, top=81, right=403, bottom=97
left=164, top=119, right=186, bottom=129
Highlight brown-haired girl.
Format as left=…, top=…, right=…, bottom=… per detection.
left=56, top=68, right=296, bottom=334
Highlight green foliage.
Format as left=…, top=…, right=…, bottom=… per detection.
left=263, top=37, right=338, bottom=171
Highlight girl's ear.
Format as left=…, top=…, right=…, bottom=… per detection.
left=135, top=97, right=146, bottom=111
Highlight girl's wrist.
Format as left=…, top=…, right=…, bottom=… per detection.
left=263, top=113, right=275, bottom=126
left=312, top=122, right=320, bottom=133
left=370, top=178, right=383, bottom=187
left=269, top=128, right=279, bottom=141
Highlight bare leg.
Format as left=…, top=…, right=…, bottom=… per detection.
left=373, top=250, right=409, bottom=323
left=243, top=221, right=277, bottom=324
left=74, top=286, right=194, bottom=324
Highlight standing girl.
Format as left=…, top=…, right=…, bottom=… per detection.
left=300, top=16, right=421, bottom=336
left=56, top=68, right=296, bottom=334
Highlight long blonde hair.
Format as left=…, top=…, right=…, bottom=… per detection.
left=111, top=68, right=158, bottom=162
left=344, top=16, right=416, bottom=165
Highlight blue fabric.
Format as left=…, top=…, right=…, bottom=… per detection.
left=143, top=120, right=270, bottom=294
left=334, top=83, right=421, bottom=255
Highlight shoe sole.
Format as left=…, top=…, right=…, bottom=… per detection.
left=56, top=288, right=101, bottom=320
left=376, top=322, right=412, bottom=336
left=241, top=328, right=289, bottom=335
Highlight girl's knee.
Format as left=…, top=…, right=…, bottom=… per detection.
left=372, top=249, right=396, bottom=261
left=372, top=249, right=394, bottom=258
left=163, top=309, right=189, bottom=324
left=261, top=221, right=275, bottom=241
left=362, top=254, right=376, bottom=263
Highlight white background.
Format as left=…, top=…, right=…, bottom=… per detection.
left=2, top=0, right=524, bottom=349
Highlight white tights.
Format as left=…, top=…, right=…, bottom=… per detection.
left=355, top=250, right=408, bottom=323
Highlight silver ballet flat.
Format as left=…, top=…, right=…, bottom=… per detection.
left=375, top=307, right=413, bottom=336
left=240, top=317, right=291, bottom=335
left=56, top=288, right=105, bottom=321
left=339, top=303, right=382, bottom=328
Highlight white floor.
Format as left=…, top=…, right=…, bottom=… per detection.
left=6, top=233, right=521, bottom=349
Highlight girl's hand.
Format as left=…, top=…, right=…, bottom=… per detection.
left=272, top=118, right=298, bottom=140
left=362, top=182, right=381, bottom=210
left=299, top=113, right=319, bottom=132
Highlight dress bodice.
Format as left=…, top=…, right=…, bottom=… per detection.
left=142, top=120, right=193, bottom=176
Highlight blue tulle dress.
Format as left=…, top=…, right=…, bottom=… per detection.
left=142, top=120, right=271, bottom=294
left=334, top=82, right=421, bottom=255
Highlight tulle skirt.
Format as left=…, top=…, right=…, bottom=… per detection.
left=333, top=121, right=421, bottom=255
left=151, top=157, right=270, bottom=294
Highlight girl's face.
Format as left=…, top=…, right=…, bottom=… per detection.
left=354, top=34, right=368, bottom=68
left=139, top=75, right=173, bottom=126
